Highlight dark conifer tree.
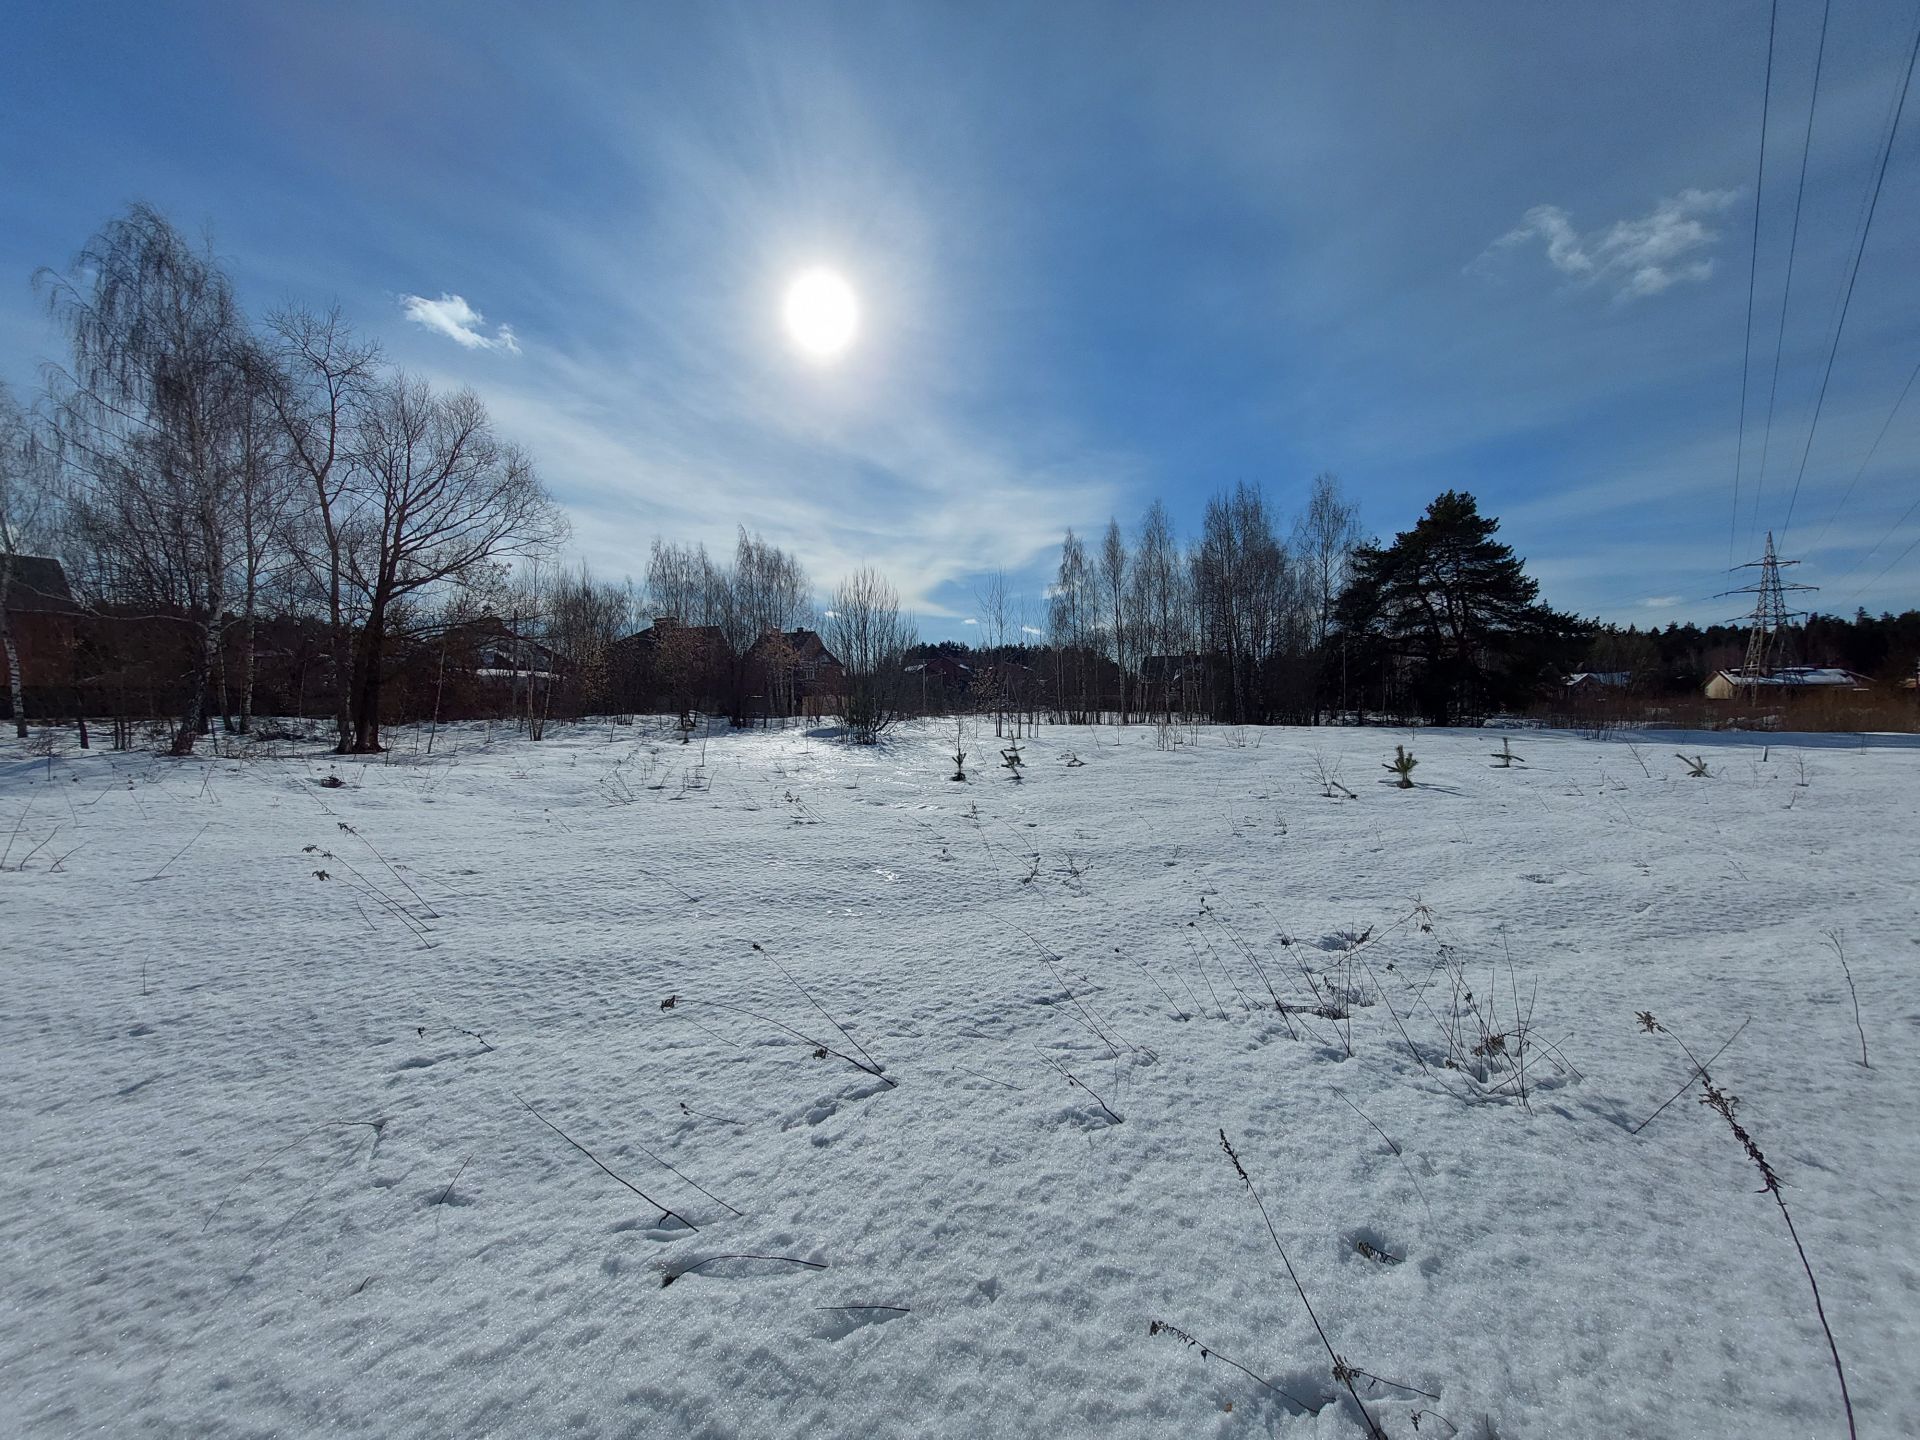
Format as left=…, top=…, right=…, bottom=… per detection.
left=1335, top=491, right=1590, bottom=724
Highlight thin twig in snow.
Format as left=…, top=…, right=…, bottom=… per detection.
left=1220, top=1130, right=1387, bottom=1438
left=1629, top=1016, right=1749, bottom=1134
left=515, top=1093, right=699, bottom=1231
left=139, top=821, right=210, bottom=882
left=1331, top=1089, right=1434, bottom=1223
left=754, top=941, right=882, bottom=1073
left=1148, top=1319, right=1314, bottom=1410
left=1823, top=931, right=1868, bottom=1068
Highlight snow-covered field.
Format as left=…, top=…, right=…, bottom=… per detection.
left=3, top=718, right=1917, bottom=1438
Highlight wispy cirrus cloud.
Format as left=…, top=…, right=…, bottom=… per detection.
left=1480, top=188, right=1737, bottom=301
left=399, top=292, right=520, bottom=352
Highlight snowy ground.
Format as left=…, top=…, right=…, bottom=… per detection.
left=3, top=717, right=1917, bottom=1438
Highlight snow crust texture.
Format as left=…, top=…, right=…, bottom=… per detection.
left=3, top=720, right=1917, bottom=1438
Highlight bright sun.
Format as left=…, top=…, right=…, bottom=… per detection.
left=783, top=268, right=859, bottom=359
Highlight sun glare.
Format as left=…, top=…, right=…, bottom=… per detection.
left=783, top=268, right=859, bottom=359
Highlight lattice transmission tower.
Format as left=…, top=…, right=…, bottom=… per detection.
left=1723, top=532, right=1816, bottom=684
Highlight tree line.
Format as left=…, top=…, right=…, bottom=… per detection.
left=1024, top=480, right=1590, bottom=727
left=4, top=204, right=564, bottom=753
left=8, top=204, right=1912, bottom=752
left=0, top=204, right=921, bottom=750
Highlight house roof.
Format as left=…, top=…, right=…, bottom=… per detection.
left=1566, top=671, right=1632, bottom=687
left=618, top=621, right=840, bottom=669
left=1711, top=666, right=1871, bottom=689
left=3, top=556, right=79, bottom=615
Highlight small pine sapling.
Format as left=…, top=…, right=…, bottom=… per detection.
left=1001, top=739, right=1025, bottom=781
left=1385, top=744, right=1417, bottom=789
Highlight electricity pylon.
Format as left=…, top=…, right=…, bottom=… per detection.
left=1722, top=532, right=1816, bottom=688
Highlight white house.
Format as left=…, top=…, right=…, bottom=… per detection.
left=1704, top=666, right=1872, bottom=700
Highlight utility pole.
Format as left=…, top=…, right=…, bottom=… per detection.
left=1721, top=532, right=1817, bottom=696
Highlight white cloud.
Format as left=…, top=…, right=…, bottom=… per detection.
left=962, top=617, right=978, bottom=625
left=399, top=292, right=521, bottom=352
left=1642, top=595, right=1682, bottom=607
left=1021, top=624, right=1043, bottom=635
left=1482, top=188, right=1737, bottom=301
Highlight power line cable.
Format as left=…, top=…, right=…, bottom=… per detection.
left=1751, top=0, right=1831, bottom=530
left=1728, top=0, right=1781, bottom=574
left=1779, top=6, right=1920, bottom=544
left=1843, top=523, right=1920, bottom=606
left=1806, top=354, right=1920, bottom=557
left=1825, top=480, right=1920, bottom=595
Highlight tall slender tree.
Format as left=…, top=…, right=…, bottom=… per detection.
left=1098, top=518, right=1130, bottom=721
left=263, top=305, right=382, bottom=753
left=40, top=204, right=257, bottom=754
left=1049, top=528, right=1098, bottom=721
left=712, top=527, right=809, bottom=723
left=1292, top=472, right=1362, bottom=722
left=1129, top=499, right=1187, bottom=719
left=1192, top=482, right=1295, bottom=723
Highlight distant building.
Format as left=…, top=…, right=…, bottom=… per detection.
left=463, top=622, right=563, bottom=682
left=613, top=617, right=843, bottom=719
left=1564, top=671, right=1632, bottom=693
left=905, top=654, right=974, bottom=686
left=1704, top=666, right=1873, bottom=700
left=2, top=556, right=81, bottom=718
left=1138, top=653, right=1202, bottom=686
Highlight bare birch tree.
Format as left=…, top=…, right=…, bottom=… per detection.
left=644, top=538, right=717, bottom=626
left=827, top=567, right=914, bottom=742
left=1048, top=528, right=1098, bottom=722
left=974, top=567, right=1011, bottom=735
left=711, top=527, right=809, bottom=723
left=1291, top=472, right=1362, bottom=722
left=1098, top=517, right=1130, bottom=721
left=1129, top=499, right=1187, bottom=719
left=1193, top=482, right=1294, bottom=723
left=39, top=204, right=255, bottom=755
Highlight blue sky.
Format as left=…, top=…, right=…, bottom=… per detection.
left=4, top=1, right=1919, bottom=637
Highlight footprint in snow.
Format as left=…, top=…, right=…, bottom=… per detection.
left=611, top=1215, right=697, bottom=1242
left=811, top=1305, right=909, bottom=1341
left=1054, top=1101, right=1122, bottom=1132
left=781, top=1077, right=892, bottom=1135
left=390, top=1049, right=466, bottom=1074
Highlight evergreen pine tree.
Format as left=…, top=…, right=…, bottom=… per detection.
left=1334, top=491, right=1590, bottom=724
